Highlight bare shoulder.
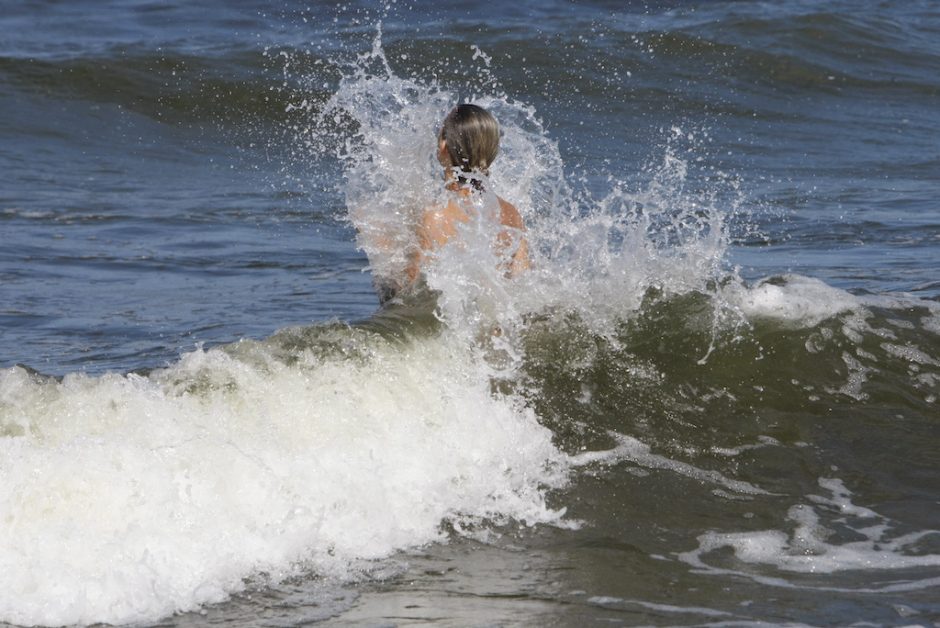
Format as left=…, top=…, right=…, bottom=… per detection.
left=497, top=196, right=525, bottom=230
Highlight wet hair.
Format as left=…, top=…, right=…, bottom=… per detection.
left=439, top=104, right=500, bottom=189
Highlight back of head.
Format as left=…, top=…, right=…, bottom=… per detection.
left=439, top=104, right=500, bottom=178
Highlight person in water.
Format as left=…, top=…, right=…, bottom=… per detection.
left=404, top=103, right=530, bottom=288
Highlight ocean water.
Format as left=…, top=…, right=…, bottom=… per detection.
left=1, top=0, right=939, bottom=626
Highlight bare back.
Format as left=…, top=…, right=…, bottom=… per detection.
left=407, top=192, right=530, bottom=282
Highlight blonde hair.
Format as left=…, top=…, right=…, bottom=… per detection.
left=439, top=104, right=500, bottom=188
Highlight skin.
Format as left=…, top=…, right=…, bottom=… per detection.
left=405, top=139, right=530, bottom=283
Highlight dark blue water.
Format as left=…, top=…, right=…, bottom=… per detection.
left=2, top=1, right=939, bottom=626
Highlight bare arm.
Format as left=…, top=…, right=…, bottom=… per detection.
left=498, top=197, right=530, bottom=277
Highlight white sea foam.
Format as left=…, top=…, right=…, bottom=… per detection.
left=571, top=432, right=772, bottom=496
left=710, top=435, right=780, bottom=457
left=882, top=342, right=940, bottom=367
left=724, top=274, right=862, bottom=328
left=0, top=331, right=568, bottom=626
left=678, top=477, right=940, bottom=591
left=923, top=310, right=940, bottom=336
left=586, top=596, right=730, bottom=617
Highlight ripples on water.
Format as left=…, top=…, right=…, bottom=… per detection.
left=1, top=1, right=939, bottom=626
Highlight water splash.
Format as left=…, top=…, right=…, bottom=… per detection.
left=311, top=26, right=740, bottom=348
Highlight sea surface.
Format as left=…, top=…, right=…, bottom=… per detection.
left=2, top=1, right=939, bottom=626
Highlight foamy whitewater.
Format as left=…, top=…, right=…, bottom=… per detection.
left=0, top=329, right=567, bottom=626
left=3, top=8, right=940, bottom=627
